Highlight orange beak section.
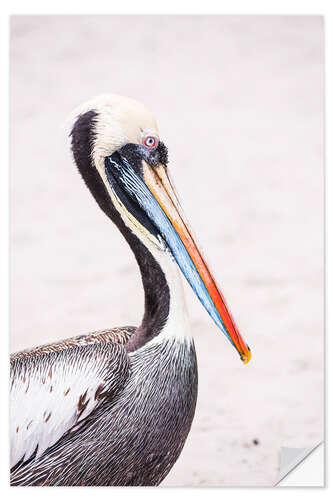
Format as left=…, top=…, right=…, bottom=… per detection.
left=142, top=162, right=251, bottom=364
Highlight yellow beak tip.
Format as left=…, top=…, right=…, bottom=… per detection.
left=240, top=349, right=252, bottom=365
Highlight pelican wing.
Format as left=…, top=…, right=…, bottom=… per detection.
left=10, top=328, right=134, bottom=468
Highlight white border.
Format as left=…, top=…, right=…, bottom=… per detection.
left=1, top=1, right=330, bottom=498
left=0, top=0, right=333, bottom=14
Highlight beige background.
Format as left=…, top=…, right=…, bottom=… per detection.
left=10, top=16, right=324, bottom=486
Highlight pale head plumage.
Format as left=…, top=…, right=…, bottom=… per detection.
left=70, top=94, right=159, bottom=173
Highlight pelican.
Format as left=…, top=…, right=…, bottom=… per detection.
left=10, top=94, right=251, bottom=486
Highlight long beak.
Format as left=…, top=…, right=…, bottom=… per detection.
left=105, top=153, right=251, bottom=364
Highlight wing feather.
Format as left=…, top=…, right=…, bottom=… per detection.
left=10, top=339, right=131, bottom=468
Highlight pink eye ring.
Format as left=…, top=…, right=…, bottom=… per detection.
left=143, top=136, right=158, bottom=149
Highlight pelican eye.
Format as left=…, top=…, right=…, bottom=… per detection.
left=143, top=136, right=158, bottom=150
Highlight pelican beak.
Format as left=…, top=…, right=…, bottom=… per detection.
left=105, top=148, right=251, bottom=364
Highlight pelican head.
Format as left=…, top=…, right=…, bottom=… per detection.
left=70, top=94, right=251, bottom=364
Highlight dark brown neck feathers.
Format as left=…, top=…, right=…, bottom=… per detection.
left=70, top=110, right=170, bottom=352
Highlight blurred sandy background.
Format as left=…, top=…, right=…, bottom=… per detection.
left=10, top=16, right=323, bottom=486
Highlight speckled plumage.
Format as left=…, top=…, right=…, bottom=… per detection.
left=10, top=328, right=133, bottom=468
left=11, top=333, right=197, bottom=486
